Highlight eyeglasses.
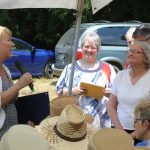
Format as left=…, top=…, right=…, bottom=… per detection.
left=127, top=49, right=145, bottom=55
left=134, top=118, right=143, bottom=124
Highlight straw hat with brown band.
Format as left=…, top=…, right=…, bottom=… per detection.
left=50, top=96, right=94, bottom=124
left=36, top=104, right=97, bottom=150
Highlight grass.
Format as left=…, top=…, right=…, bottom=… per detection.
left=14, top=77, right=58, bottom=100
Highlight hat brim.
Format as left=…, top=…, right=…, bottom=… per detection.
left=88, top=128, right=134, bottom=150
left=0, top=125, right=51, bottom=150
left=134, top=147, right=150, bottom=150
left=50, top=96, right=79, bottom=116
left=36, top=116, right=97, bottom=150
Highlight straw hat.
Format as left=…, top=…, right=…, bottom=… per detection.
left=134, top=147, right=150, bottom=150
left=0, top=124, right=55, bottom=150
left=36, top=104, right=97, bottom=150
left=88, top=128, right=134, bottom=150
left=50, top=96, right=79, bottom=116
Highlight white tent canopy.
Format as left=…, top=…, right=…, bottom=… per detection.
left=0, top=0, right=113, bottom=14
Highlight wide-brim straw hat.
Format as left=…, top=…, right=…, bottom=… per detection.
left=36, top=104, right=97, bottom=150
left=88, top=128, right=134, bottom=150
left=50, top=96, right=79, bottom=116
left=0, top=124, right=54, bottom=150
left=134, top=147, right=150, bottom=150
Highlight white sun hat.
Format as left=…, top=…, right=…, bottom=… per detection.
left=0, top=124, right=54, bottom=150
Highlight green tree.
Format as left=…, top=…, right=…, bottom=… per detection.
left=0, top=0, right=150, bottom=49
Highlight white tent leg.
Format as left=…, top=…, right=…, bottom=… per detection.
left=68, top=0, right=84, bottom=96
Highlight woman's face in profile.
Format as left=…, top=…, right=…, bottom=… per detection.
left=82, top=39, right=98, bottom=63
left=127, top=43, right=145, bottom=66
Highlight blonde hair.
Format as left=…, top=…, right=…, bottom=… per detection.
left=0, top=26, right=12, bottom=40
left=134, top=100, right=150, bottom=122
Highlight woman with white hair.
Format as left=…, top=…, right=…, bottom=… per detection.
left=0, top=26, right=33, bottom=139
left=107, top=41, right=150, bottom=144
left=56, top=32, right=116, bottom=128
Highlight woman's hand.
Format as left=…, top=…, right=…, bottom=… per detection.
left=1, top=72, right=33, bottom=107
left=16, top=72, right=33, bottom=89
left=72, top=87, right=86, bottom=96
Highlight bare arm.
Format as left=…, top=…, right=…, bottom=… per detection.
left=107, top=94, right=124, bottom=130
left=1, top=72, right=33, bottom=107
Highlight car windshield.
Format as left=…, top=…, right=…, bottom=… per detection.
left=12, top=39, right=32, bottom=50
left=56, top=27, right=85, bottom=48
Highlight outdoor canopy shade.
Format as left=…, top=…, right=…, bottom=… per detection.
left=0, top=0, right=113, bottom=14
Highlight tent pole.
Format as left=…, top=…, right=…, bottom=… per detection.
left=68, top=0, right=84, bottom=96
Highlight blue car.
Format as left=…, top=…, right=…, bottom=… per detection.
left=4, top=37, right=55, bottom=78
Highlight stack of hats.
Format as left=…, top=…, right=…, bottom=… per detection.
left=50, top=96, right=94, bottom=124
left=36, top=104, right=97, bottom=150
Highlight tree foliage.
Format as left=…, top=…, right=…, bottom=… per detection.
left=93, top=0, right=150, bottom=22
left=0, top=0, right=150, bottom=50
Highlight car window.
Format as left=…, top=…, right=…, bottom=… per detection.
left=12, top=39, right=32, bottom=50
left=97, top=26, right=129, bottom=46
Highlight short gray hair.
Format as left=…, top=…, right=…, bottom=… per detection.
left=80, top=32, right=101, bottom=51
left=136, top=41, right=150, bottom=68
